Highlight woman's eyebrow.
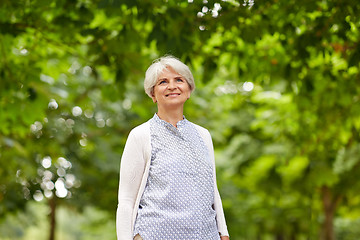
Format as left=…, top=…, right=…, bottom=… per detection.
left=157, top=77, right=168, bottom=82
left=157, top=76, right=183, bottom=82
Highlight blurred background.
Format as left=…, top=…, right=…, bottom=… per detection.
left=0, top=0, right=359, bottom=239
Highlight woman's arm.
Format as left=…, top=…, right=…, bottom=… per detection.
left=196, top=126, right=229, bottom=238
left=116, top=129, right=147, bottom=240
left=193, top=124, right=230, bottom=238
left=213, top=181, right=229, bottom=237
left=206, top=130, right=230, bottom=238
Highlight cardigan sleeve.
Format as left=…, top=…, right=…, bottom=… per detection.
left=195, top=125, right=229, bottom=237
left=116, top=128, right=148, bottom=240
left=208, top=131, right=229, bottom=237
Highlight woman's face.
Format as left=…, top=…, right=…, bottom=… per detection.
left=151, top=67, right=191, bottom=109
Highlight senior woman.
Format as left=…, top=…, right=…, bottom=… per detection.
left=116, top=55, right=229, bottom=240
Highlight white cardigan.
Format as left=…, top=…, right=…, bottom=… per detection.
left=116, top=121, right=229, bottom=240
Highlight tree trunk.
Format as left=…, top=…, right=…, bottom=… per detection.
left=320, top=186, right=340, bottom=240
left=48, top=197, right=56, bottom=240
left=275, top=234, right=284, bottom=240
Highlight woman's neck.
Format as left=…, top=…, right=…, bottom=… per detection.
left=156, top=106, right=184, bottom=128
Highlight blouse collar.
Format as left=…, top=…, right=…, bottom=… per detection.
left=153, top=113, right=187, bottom=131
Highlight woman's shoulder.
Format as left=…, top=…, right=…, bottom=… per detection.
left=129, top=121, right=150, bottom=138
left=189, top=122, right=211, bottom=138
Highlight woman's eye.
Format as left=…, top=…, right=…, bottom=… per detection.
left=176, top=78, right=184, bottom=82
left=159, top=80, right=167, bottom=85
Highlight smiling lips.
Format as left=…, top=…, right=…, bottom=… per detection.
left=165, top=93, right=180, bottom=97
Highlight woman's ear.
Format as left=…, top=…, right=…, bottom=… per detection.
left=150, top=89, right=157, bottom=103
left=151, top=94, right=157, bottom=103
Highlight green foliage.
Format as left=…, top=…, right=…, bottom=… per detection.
left=1, top=0, right=360, bottom=239
left=0, top=202, right=115, bottom=240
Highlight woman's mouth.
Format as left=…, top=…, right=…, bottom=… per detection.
left=166, top=93, right=180, bottom=97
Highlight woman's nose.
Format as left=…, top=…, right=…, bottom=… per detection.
left=167, top=80, right=177, bottom=89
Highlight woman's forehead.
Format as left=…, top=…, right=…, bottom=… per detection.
left=157, top=67, right=183, bottom=79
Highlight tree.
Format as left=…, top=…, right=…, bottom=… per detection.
left=1, top=0, right=360, bottom=239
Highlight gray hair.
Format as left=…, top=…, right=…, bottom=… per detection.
left=144, top=55, right=195, bottom=98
